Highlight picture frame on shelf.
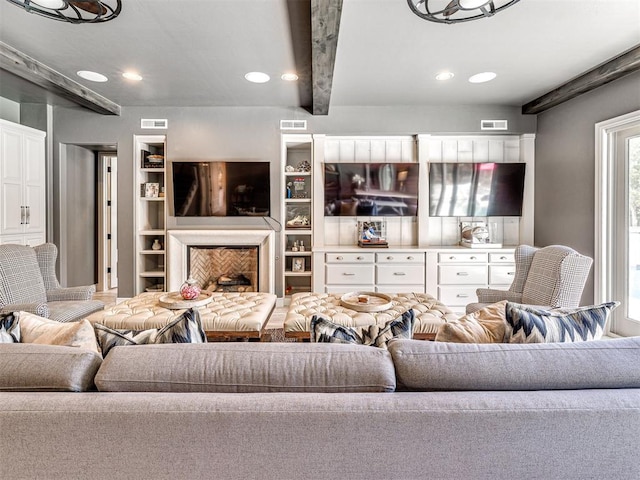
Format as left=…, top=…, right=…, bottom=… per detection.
left=292, top=257, right=305, bottom=272
left=142, top=182, right=160, bottom=198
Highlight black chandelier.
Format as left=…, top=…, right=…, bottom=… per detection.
left=407, top=0, right=520, bottom=24
left=5, top=0, right=121, bottom=23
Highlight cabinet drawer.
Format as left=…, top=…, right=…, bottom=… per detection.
left=376, top=285, right=425, bottom=294
left=438, top=252, right=488, bottom=263
left=489, top=252, right=515, bottom=263
left=376, top=252, right=425, bottom=264
left=326, top=265, right=374, bottom=284
left=325, top=285, right=374, bottom=294
left=438, top=286, right=479, bottom=307
left=439, top=265, right=487, bottom=285
left=376, top=265, right=425, bottom=285
left=325, top=253, right=374, bottom=264
left=490, top=265, right=516, bottom=285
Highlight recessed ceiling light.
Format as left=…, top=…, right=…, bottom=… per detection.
left=77, top=70, right=108, bottom=82
left=245, top=72, right=270, bottom=83
left=122, top=72, right=143, bottom=81
left=469, top=72, right=497, bottom=83
left=33, top=0, right=65, bottom=8
left=435, top=71, right=454, bottom=81
left=281, top=73, right=299, bottom=82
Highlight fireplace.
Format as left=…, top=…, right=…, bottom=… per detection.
left=167, top=229, right=275, bottom=293
left=188, top=245, right=257, bottom=292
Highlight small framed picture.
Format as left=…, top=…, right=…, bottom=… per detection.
left=292, top=257, right=305, bottom=272
left=143, top=182, right=160, bottom=198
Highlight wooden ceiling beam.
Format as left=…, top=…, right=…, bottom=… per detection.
left=0, top=42, right=121, bottom=116
left=310, top=0, right=343, bottom=115
left=522, top=44, right=640, bottom=115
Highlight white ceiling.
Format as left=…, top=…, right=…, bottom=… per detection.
left=0, top=0, right=639, bottom=111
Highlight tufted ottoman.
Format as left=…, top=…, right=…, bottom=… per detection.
left=284, top=292, right=457, bottom=341
left=86, top=291, right=277, bottom=340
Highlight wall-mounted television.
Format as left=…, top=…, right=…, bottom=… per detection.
left=171, top=161, right=270, bottom=217
left=324, top=162, right=419, bottom=216
left=429, top=162, right=526, bottom=217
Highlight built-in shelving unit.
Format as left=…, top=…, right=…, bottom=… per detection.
left=134, top=135, right=166, bottom=294
left=282, top=134, right=313, bottom=298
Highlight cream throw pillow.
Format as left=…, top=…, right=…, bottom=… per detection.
left=435, top=300, right=507, bottom=343
left=18, top=311, right=100, bottom=354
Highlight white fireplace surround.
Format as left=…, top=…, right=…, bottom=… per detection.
left=167, top=229, right=275, bottom=293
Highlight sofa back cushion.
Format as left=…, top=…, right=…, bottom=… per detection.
left=95, top=343, right=396, bottom=393
left=389, top=336, right=640, bottom=391
left=0, top=343, right=102, bottom=392
left=0, top=244, right=47, bottom=307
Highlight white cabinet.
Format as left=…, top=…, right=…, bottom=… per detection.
left=134, top=135, right=166, bottom=295
left=0, top=120, right=46, bottom=246
left=426, top=248, right=515, bottom=313
left=282, top=135, right=313, bottom=298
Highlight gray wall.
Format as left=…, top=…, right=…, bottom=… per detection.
left=535, top=70, right=640, bottom=304
left=52, top=104, right=536, bottom=297
left=57, top=144, right=97, bottom=287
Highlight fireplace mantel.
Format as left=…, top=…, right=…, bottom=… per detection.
left=167, top=229, right=275, bottom=293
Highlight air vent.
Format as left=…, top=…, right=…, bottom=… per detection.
left=140, top=119, right=168, bottom=129
left=481, top=120, right=508, bottom=131
left=280, top=119, right=307, bottom=130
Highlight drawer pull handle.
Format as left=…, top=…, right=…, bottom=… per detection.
left=336, top=256, right=343, bottom=261
left=449, top=256, right=456, bottom=260
left=500, top=256, right=508, bottom=260
left=357, top=256, right=364, bottom=260
left=343, top=273, right=355, bottom=276
left=456, top=294, right=469, bottom=298
left=394, top=272, right=406, bottom=276
left=387, top=256, right=394, bottom=260
left=407, top=256, right=414, bottom=260
left=470, top=256, right=477, bottom=260
left=457, top=272, right=469, bottom=276
left=507, top=272, right=515, bottom=276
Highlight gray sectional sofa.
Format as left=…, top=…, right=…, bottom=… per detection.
left=2, top=338, right=640, bottom=480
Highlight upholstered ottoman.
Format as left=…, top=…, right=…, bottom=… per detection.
left=86, top=291, right=276, bottom=340
left=284, top=292, right=457, bottom=340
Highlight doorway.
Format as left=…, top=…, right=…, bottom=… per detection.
left=97, top=152, right=118, bottom=291
left=595, top=110, right=640, bottom=336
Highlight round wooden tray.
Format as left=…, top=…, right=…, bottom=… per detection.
left=340, top=291, right=393, bottom=312
left=158, top=291, right=213, bottom=309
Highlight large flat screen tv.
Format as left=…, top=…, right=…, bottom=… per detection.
left=429, top=162, right=526, bottom=217
left=324, top=162, right=419, bottom=216
left=171, top=161, right=270, bottom=217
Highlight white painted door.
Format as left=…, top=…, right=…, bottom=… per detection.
left=22, top=132, right=46, bottom=236
left=0, top=127, right=24, bottom=236
left=611, top=124, right=640, bottom=336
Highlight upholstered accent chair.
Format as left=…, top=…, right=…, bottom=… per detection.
left=0, top=243, right=104, bottom=322
left=466, top=245, right=593, bottom=314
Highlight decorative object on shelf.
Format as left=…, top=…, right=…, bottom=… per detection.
left=298, top=240, right=305, bottom=252
left=460, top=221, right=502, bottom=248
left=151, top=239, right=162, bottom=251
left=286, top=182, right=293, bottom=198
left=296, top=160, right=311, bottom=172
left=340, top=292, right=393, bottom=312
left=6, top=0, right=122, bottom=23
left=292, top=177, right=308, bottom=198
left=285, top=165, right=295, bottom=173
left=357, top=220, right=388, bottom=248
left=145, top=283, right=164, bottom=292
left=141, top=182, right=160, bottom=198
left=179, top=277, right=201, bottom=300
left=292, top=257, right=305, bottom=272
left=291, top=241, right=299, bottom=252
left=286, top=214, right=310, bottom=228
left=406, top=0, right=520, bottom=24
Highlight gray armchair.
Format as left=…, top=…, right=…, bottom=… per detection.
left=0, top=243, right=104, bottom=322
left=466, top=245, right=593, bottom=313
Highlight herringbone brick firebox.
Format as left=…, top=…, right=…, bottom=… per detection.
left=188, top=246, right=258, bottom=292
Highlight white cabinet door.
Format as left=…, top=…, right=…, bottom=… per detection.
left=0, top=127, right=24, bottom=236
left=22, top=133, right=45, bottom=235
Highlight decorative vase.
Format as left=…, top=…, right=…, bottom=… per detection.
left=180, top=277, right=201, bottom=300
left=151, top=239, right=162, bottom=250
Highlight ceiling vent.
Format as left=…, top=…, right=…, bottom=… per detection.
left=140, top=119, right=168, bottom=129
left=481, top=120, right=508, bottom=131
left=280, top=120, right=307, bottom=130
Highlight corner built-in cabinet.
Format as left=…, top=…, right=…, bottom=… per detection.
left=282, top=134, right=313, bottom=298
left=0, top=119, right=46, bottom=246
left=134, top=135, right=166, bottom=294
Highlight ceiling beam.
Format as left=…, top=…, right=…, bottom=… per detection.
left=522, top=44, right=640, bottom=115
left=311, top=0, right=343, bottom=115
left=0, top=42, right=121, bottom=116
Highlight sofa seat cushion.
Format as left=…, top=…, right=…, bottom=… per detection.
left=95, top=342, right=396, bottom=393
left=389, top=336, right=640, bottom=391
left=0, top=343, right=102, bottom=392
left=47, top=300, right=105, bottom=323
